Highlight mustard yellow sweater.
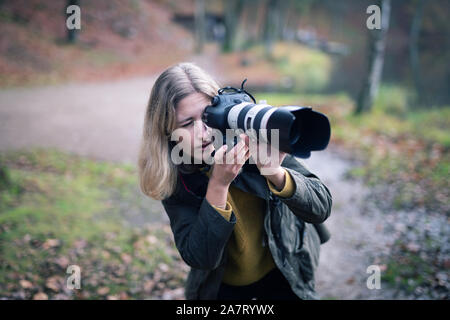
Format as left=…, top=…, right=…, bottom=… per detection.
left=205, top=167, right=295, bottom=286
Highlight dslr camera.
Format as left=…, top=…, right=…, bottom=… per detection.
left=202, top=80, right=331, bottom=158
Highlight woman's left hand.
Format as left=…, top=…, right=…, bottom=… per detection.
left=242, top=134, right=288, bottom=176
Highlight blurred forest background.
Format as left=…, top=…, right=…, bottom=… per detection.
left=0, top=0, right=448, bottom=300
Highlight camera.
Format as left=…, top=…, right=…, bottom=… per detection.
left=202, top=80, right=331, bottom=158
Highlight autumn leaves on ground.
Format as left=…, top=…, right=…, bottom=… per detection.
left=0, top=150, right=188, bottom=300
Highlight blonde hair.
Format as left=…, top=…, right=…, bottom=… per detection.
left=138, top=62, right=220, bottom=200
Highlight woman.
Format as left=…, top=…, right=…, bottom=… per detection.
left=138, top=62, right=332, bottom=300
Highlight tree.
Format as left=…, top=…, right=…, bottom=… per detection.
left=66, top=0, right=80, bottom=44
left=222, top=0, right=245, bottom=52
left=262, top=0, right=280, bottom=59
left=355, top=0, right=391, bottom=115
left=409, top=0, right=426, bottom=107
left=195, top=0, right=206, bottom=53
left=0, top=162, right=11, bottom=191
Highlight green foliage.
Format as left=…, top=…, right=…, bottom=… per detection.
left=406, top=108, right=450, bottom=148
left=373, top=84, right=412, bottom=116
left=273, top=43, right=332, bottom=92
left=246, top=43, right=333, bottom=92
left=382, top=240, right=435, bottom=294
left=0, top=149, right=186, bottom=299
left=253, top=91, right=352, bottom=107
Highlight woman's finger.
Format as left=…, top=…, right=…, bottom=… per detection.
left=214, top=144, right=228, bottom=164
left=235, top=145, right=247, bottom=165
left=226, top=141, right=242, bottom=164
left=242, top=134, right=250, bottom=146
left=238, top=142, right=251, bottom=165
left=236, top=140, right=250, bottom=164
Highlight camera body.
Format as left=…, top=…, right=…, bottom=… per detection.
left=202, top=82, right=331, bottom=158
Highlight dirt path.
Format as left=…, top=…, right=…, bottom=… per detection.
left=0, top=76, right=156, bottom=163
left=303, top=147, right=397, bottom=299
left=0, top=75, right=397, bottom=299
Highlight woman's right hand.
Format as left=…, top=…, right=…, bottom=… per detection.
left=209, top=133, right=250, bottom=188
left=206, top=134, right=250, bottom=209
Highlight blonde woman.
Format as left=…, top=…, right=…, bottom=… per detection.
left=138, top=62, right=332, bottom=300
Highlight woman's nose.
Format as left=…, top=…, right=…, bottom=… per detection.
left=203, top=122, right=212, bottom=137
left=194, top=120, right=210, bottom=138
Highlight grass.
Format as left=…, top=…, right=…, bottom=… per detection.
left=0, top=149, right=187, bottom=300
left=382, top=251, right=433, bottom=292
left=253, top=91, right=351, bottom=107
left=381, top=237, right=438, bottom=296
left=271, top=43, right=332, bottom=92
left=243, top=42, right=333, bottom=92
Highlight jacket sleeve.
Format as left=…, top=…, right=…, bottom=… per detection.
left=161, top=196, right=236, bottom=270
left=273, top=154, right=332, bottom=224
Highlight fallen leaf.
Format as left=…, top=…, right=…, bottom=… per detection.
left=19, top=280, right=33, bottom=289
left=46, top=276, right=63, bottom=292
left=101, top=250, right=111, bottom=259
left=53, top=293, right=70, bottom=300
left=146, top=235, right=158, bottom=245
left=444, top=259, right=450, bottom=269
left=346, top=277, right=355, bottom=285
left=54, top=256, right=70, bottom=269
left=97, top=287, right=110, bottom=295
left=121, top=253, right=132, bottom=264
left=33, top=292, right=48, bottom=300
left=42, top=238, right=61, bottom=250
left=406, top=242, right=420, bottom=253
left=158, top=263, right=169, bottom=273
left=162, top=288, right=184, bottom=300
left=74, top=239, right=88, bottom=249
left=143, top=280, right=155, bottom=292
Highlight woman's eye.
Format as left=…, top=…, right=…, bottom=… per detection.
left=181, top=121, right=192, bottom=127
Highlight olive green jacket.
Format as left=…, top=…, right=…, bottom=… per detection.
left=161, top=155, right=332, bottom=300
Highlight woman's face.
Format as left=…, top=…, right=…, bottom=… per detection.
left=174, top=92, right=214, bottom=163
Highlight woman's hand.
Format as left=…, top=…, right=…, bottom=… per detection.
left=244, top=134, right=288, bottom=191
left=206, top=134, right=250, bottom=209
left=210, top=133, right=250, bottom=188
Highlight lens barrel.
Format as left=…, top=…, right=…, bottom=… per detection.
left=202, top=93, right=330, bottom=158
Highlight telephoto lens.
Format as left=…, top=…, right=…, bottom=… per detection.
left=202, top=81, right=331, bottom=158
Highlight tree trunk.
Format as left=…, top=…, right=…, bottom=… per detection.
left=409, top=0, right=426, bottom=107
left=0, top=162, right=11, bottom=190
left=355, top=0, right=391, bottom=115
left=242, top=0, right=260, bottom=48
left=263, top=0, right=280, bottom=59
left=222, top=0, right=244, bottom=53
left=66, top=0, right=80, bottom=44
left=195, top=0, right=206, bottom=53
left=277, top=0, right=291, bottom=40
